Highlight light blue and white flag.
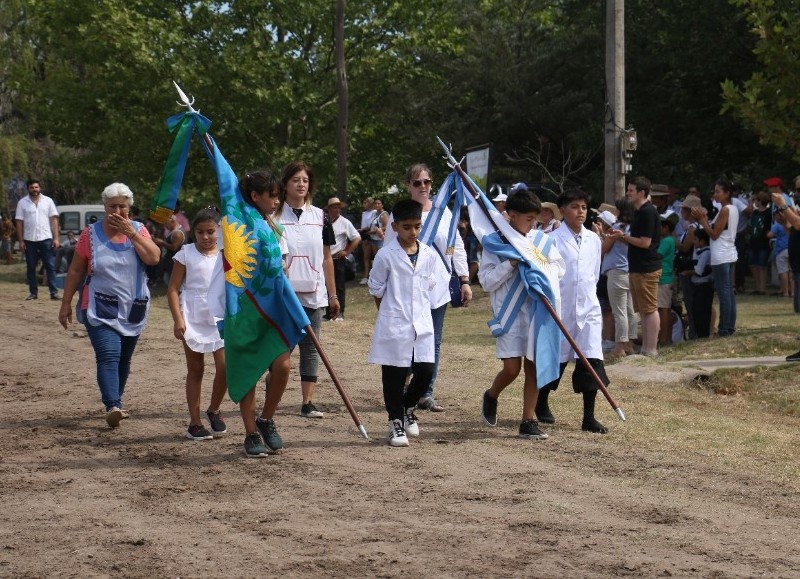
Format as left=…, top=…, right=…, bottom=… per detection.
left=458, top=175, right=564, bottom=387
left=419, top=172, right=462, bottom=268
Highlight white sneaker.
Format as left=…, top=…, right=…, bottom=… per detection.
left=387, top=419, right=409, bottom=447
left=359, top=277, right=368, bottom=285
left=403, top=409, right=420, bottom=437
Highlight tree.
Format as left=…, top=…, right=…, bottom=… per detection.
left=722, top=0, right=800, bottom=162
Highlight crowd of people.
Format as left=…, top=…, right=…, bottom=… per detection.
left=6, top=167, right=800, bottom=455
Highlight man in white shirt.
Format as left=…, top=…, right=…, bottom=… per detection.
left=325, top=197, right=361, bottom=320
left=15, top=179, right=60, bottom=300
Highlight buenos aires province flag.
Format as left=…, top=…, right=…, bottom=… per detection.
left=205, top=141, right=309, bottom=403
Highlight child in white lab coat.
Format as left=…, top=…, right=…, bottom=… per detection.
left=368, top=199, right=441, bottom=447
left=538, top=189, right=611, bottom=434
left=478, top=189, right=565, bottom=439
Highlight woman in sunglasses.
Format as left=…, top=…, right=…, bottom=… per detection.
left=382, top=163, right=473, bottom=412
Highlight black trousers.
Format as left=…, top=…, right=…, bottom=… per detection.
left=382, top=362, right=434, bottom=421
left=327, top=257, right=347, bottom=318
left=544, top=358, right=609, bottom=393
left=692, top=282, right=714, bottom=339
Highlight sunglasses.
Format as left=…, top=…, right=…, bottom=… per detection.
left=411, top=178, right=432, bottom=187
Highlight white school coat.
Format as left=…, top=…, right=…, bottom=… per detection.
left=367, top=239, right=439, bottom=366
left=478, top=230, right=566, bottom=359
left=549, top=224, right=603, bottom=361
left=384, top=208, right=468, bottom=309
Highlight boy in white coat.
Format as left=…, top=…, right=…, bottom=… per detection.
left=537, top=189, right=611, bottom=434
left=368, top=200, right=442, bottom=447
left=479, top=189, right=566, bottom=439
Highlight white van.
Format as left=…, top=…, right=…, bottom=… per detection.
left=57, top=204, right=105, bottom=243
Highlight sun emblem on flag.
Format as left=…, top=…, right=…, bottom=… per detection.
left=521, top=239, right=549, bottom=267
left=221, top=216, right=258, bottom=287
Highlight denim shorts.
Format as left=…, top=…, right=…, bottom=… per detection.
left=748, top=248, right=769, bottom=268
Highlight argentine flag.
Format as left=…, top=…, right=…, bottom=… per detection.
left=460, top=177, right=565, bottom=387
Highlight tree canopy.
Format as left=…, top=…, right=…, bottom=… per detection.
left=1, top=0, right=797, bottom=215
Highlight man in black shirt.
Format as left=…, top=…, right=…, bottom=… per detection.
left=609, top=176, right=662, bottom=356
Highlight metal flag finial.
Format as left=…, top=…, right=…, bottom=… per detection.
left=173, top=81, right=196, bottom=112
left=436, top=136, right=458, bottom=168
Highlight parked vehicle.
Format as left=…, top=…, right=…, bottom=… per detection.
left=57, top=205, right=105, bottom=243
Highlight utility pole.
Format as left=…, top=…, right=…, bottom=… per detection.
left=335, top=0, right=348, bottom=202
left=604, top=0, right=625, bottom=203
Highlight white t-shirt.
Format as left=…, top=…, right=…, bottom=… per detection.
left=329, top=215, right=361, bottom=254
left=15, top=195, right=58, bottom=241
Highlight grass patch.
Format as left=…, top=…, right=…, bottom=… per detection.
left=694, top=365, right=800, bottom=416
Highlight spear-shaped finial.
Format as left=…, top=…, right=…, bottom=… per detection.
left=173, top=81, right=197, bottom=112
left=436, top=136, right=458, bottom=168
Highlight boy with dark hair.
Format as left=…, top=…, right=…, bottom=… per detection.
left=536, top=189, right=611, bottom=434
left=367, top=199, right=442, bottom=447
left=479, top=189, right=565, bottom=439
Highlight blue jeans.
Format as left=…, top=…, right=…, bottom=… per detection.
left=424, top=303, right=448, bottom=398
left=24, top=239, right=58, bottom=297
left=84, top=322, right=140, bottom=411
left=711, top=262, right=737, bottom=336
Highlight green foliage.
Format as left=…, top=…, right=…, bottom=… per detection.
left=3, top=0, right=798, bottom=213
left=722, top=0, right=800, bottom=163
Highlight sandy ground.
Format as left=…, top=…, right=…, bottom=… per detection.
left=1, top=280, right=799, bottom=578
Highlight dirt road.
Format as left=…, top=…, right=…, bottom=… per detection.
left=1, top=282, right=798, bottom=577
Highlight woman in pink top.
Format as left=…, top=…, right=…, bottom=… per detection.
left=58, top=183, right=160, bottom=428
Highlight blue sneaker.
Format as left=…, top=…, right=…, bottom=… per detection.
left=256, top=417, right=283, bottom=452
left=243, top=433, right=268, bottom=458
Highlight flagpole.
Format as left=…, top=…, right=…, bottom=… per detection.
left=305, top=326, right=370, bottom=439
left=172, top=82, right=370, bottom=439
left=437, top=137, right=626, bottom=422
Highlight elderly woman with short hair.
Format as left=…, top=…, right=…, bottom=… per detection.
left=58, top=183, right=161, bottom=428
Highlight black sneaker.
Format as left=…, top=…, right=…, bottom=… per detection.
left=256, top=416, right=283, bottom=452
left=206, top=409, right=227, bottom=436
left=786, top=350, right=800, bottom=362
left=518, top=419, right=549, bottom=440
left=243, top=433, right=269, bottom=458
left=25, top=294, right=37, bottom=301
left=186, top=423, right=214, bottom=441
left=50, top=293, right=60, bottom=301
left=581, top=418, right=609, bottom=434
left=300, top=402, right=324, bottom=418
left=481, top=390, right=498, bottom=426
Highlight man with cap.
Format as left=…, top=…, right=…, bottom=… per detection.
left=492, top=192, right=508, bottom=215
left=325, top=197, right=361, bottom=320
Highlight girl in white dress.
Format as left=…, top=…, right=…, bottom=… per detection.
left=167, top=207, right=228, bottom=441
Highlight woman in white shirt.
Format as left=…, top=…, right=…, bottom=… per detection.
left=384, top=163, right=473, bottom=412
left=691, top=179, right=738, bottom=336
left=277, top=161, right=339, bottom=418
